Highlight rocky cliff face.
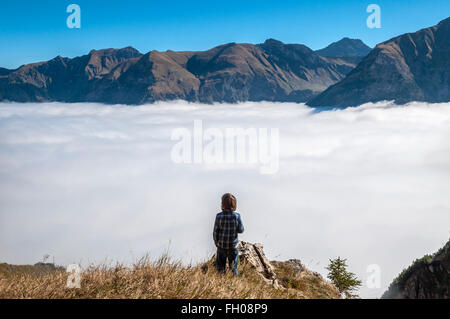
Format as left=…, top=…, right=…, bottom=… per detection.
left=0, top=40, right=359, bottom=104
left=308, top=17, right=450, bottom=107
left=382, top=239, right=450, bottom=299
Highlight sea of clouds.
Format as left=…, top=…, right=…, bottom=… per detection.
left=0, top=100, right=449, bottom=298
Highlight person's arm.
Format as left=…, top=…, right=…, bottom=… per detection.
left=213, top=215, right=220, bottom=247
left=237, top=213, right=244, bottom=234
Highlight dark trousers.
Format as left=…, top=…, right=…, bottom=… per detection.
left=216, top=247, right=239, bottom=275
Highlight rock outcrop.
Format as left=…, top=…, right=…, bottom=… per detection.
left=382, top=239, right=450, bottom=299
left=206, top=241, right=341, bottom=298
left=236, top=241, right=282, bottom=289
left=308, top=17, right=450, bottom=107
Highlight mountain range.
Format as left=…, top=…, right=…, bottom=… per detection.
left=0, top=38, right=366, bottom=104
left=0, top=17, right=448, bottom=106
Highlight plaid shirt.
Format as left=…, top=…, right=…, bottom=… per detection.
left=213, top=210, right=244, bottom=249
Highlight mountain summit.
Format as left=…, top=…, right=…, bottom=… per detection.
left=315, top=37, right=372, bottom=57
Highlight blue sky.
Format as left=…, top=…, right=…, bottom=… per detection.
left=0, top=0, right=449, bottom=69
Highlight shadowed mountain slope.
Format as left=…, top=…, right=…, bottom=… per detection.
left=308, top=17, right=450, bottom=107
left=382, top=239, right=450, bottom=299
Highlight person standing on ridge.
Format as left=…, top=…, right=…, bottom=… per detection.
left=213, top=193, right=245, bottom=275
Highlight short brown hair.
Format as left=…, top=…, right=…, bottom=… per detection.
left=221, top=193, right=237, bottom=211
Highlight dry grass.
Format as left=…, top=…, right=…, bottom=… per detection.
left=0, top=255, right=338, bottom=299
left=272, top=261, right=340, bottom=299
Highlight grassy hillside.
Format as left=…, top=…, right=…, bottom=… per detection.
left=0, top=255, right=340, bottom=299
left=0, top=262, right=64, bottom=278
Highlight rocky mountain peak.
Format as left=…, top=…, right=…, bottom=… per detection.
left=315, top=37, right=372, bottom=57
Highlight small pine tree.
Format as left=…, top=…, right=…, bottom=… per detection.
left=326, top=257, right=362, bottom=298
